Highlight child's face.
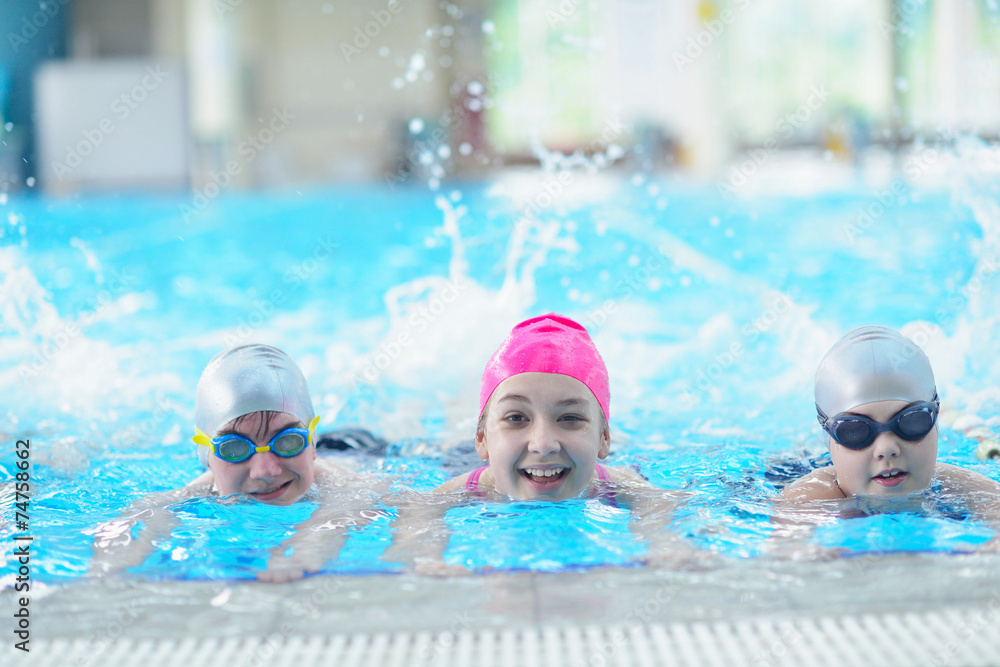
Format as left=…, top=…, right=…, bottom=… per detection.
left=475, top=372, right=610, bottom=501
left=829, top=399, right=938, bottom=496
left=207, top=411, right=316, bottom=505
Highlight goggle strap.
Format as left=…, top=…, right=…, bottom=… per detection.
left=192, top=427, right=215, bottom=454
left=308, top=415, right=321, bottom=443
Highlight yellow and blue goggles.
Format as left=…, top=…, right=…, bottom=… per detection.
left=193, top=416, right=320, bottom=463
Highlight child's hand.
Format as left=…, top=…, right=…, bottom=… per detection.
left=637, top=544, right=720, bottom=571
left=257, top=546, right=326, bottom=583
left=977, top=536, right=1000, bottom=553
left=256, top=558, right=317, bottom=583
left=412, top=558, right=472, bottom=577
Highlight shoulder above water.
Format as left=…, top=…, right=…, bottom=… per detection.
left=778, top=465, right=845, bottom=501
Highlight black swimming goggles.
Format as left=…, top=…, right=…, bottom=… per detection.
left=816, top=396, right=939, bottom=450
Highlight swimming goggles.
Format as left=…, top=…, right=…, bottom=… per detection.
left=193, top=416, right=320, bottom=463
left=817, top=397, right=939, bottom=450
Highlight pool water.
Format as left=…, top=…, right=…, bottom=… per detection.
left=2, top=142, right=1000, bottom=584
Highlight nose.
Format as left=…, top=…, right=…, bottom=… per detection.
left=248, top=450, right=283, bottom=479
left=871, top=431, right=901, bottom=460
left=526, top=420, right=561, bottom=456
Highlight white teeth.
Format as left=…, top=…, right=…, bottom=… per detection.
left=524, top=468, right=565, bottom=478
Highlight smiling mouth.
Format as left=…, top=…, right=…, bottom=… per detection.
left=873, top=470, right=907, bottom=487
left=250, top=480, right=292, bottom=500
left=520, top=467, right=569, bottom=485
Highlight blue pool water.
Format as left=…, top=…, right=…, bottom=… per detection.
left=2, top=145, right=1000, bottom=583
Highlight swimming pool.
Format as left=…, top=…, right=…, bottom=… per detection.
left=3, top=142, right=1000, bottom=663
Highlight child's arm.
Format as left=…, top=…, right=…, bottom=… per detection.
left=381, top=490, right=465, bottom=574
left=257, top=460, right=383, bottom=583
left=778, top=466, right=845, bottom=501
left=256, top=504, right=389, bottom=583
left=87, top=481, right=210, bottom=575
left=380, top=471, right=479, bottom=574
left=936, top=463, right=1000, bottom=525
left=605, top=469, right=703, bottom=566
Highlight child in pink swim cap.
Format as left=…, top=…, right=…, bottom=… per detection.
left=437, top=313, right=644, bottom=501
left=385, top=314, right=692, bottom=573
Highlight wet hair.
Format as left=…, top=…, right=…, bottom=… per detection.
left=218, top=411, right=299, bottom=442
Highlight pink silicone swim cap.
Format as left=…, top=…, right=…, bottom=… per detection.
left=479, top=313, right=610, bottom=420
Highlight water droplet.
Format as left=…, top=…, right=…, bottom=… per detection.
left=458, top=142, right=472, bottom=156
left=894, top=76, right=909, bottom=92
left=482, top=20, right=495, bottom=34
left=467, top=81, right=484, bottom=96
left=379, top=47, right=390, bottom=57
left=26, top=177, right=35, bottom=187
left=438, top=145, right=451, bottom=159
left=409, top=118, right=425, bottom=134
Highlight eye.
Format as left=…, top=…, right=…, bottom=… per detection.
left=503, top=412, right=528, bottom=424
left=558, top=413, right=586, bottom=425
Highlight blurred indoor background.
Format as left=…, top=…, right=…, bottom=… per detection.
left=0, top=0, right=998, bottom=195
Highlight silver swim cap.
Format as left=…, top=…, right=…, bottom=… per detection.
left=195, top=344, right=315, bottom=466
left=815, top=326, right=936, bottom=418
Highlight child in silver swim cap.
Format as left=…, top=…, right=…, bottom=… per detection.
left=91, top=344, right=375, bottom=581
left=190, top=344, right=327, bottom=505
left=781, top=326, right=1000, bottom=503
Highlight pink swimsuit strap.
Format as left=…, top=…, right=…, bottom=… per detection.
left=465, top=466, right=488, bottom=492
left=466, top=464, right=610, bottom=492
